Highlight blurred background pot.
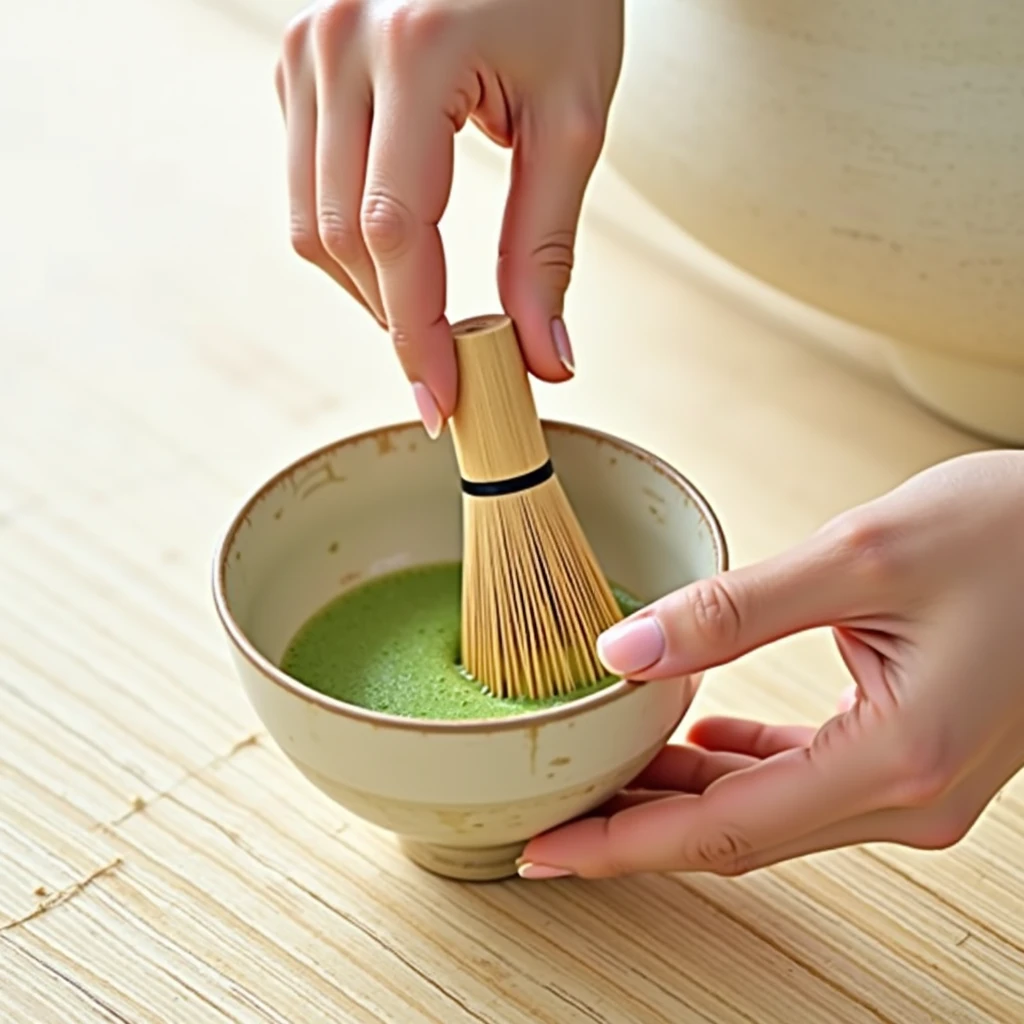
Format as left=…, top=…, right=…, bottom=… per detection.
left=606, top=0, right=1024, bottom=444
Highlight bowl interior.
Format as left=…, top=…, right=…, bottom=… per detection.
left=217, top=421, right=725, bottom=704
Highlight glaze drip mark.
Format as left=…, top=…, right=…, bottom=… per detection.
left=830, top=225, right=904, bottom=254
left=293, top=462, right=346, bottom=500
left=527, top=725, right=539, bottom=775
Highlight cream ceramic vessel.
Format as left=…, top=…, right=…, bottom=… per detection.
left=607, top=0, right=1024, bottom=443
left=212, top=421, right=726, bottom=882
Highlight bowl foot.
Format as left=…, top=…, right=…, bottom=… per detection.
left=398, top=837, right=526, bottom=882
left=886, top=343, right=1024, bottom=446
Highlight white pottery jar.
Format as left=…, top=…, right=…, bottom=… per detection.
left=606, top=0, right=1024, bottom=444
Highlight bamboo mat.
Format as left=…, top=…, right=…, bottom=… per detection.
left=1, top=0, right=1022, bottom=1021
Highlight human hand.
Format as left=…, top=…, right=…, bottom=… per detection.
left=274, top=0, right=624, bottom=436
left=518, top=449, right=1024, bottom=880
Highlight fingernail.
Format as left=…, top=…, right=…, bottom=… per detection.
left=412, top=382, right=443, bottom=440
left=551, top=318, right=575, bottom=375
left=597, top=616, right=665, bottom=675
left=517, top=862, right=575, bottom=880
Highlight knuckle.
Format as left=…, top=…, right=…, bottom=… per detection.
left=374, top=1, right=452, bottom=54
left=360, top=191, right=415, bottom=261
left=828, top=509, right=899, bottom=587
left=811, top=710, right=859, bottom=761
left=560, top=104, right=607, bottom=164
left=387, top=325, right=418, bottom=374
left=314, top=0, right=362, bottom=42
left=529, top=231, right=575, bottom=289
left=600, top=815, right=633, bottom=878
left=317, top=209, right=362, bottom=265
left=684, top=577, right=742, bottom=653
left=282, top=10, right=312, bottom=61
left=686, top=824, right=754, bottom=876
left=290, top=221, right=324, bottom=265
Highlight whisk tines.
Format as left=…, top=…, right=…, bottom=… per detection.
left=447, top=314, right=623, bottom=701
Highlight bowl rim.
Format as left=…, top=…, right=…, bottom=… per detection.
left=211, top=418, right=729, bottom=734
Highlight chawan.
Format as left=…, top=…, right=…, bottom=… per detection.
left=212, top=420, right=727, bottom=881
left=606, top=0, right=1024, bottom=443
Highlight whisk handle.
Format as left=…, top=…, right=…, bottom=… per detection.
left=449, top=314, right=550, bottom=486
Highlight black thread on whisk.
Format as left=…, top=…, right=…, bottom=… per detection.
left=461, top=459, right=554, bottom=497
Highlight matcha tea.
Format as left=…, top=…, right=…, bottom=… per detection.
left=279, top=561, right=644, bottom=721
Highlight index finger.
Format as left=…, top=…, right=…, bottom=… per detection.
left=520, top=710, right=893, bottom=879
left=361, top=74, right=458, bottom=419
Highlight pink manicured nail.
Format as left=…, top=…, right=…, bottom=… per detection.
left=598, top=616, right=665, bottom=675
left=517, top=862, right=575, bottom=880
left=551, top=318, right=575, bottom=374
left=412, top=382, right=443, bottom=440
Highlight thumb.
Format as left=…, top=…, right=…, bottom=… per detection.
left=497, top=100, right=606, bottom=382
left=597, top=517, right=883, bottom=680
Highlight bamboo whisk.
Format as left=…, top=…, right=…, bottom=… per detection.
left=447, top=314, right=623, bottom=700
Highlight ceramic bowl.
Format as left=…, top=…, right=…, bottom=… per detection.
left=211, top=420, right=727, bottom=881
left=606, top=0, right=1024, bottom=443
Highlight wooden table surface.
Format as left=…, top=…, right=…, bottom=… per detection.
left=2, top=1, right=1022, bottom=1021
